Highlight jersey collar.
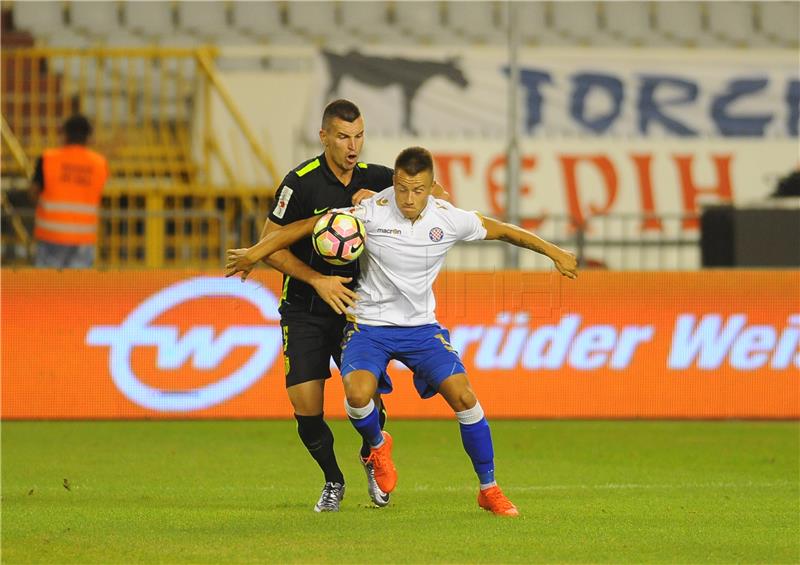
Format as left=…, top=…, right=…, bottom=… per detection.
left=318, top=152, right=362, bottom=189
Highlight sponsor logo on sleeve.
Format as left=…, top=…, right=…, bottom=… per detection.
left=274, top=186, right=293, bottom=219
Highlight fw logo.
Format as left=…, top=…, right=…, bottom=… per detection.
left=86, top=277, right=282, bottom=412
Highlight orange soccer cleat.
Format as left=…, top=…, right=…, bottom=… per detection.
left=478, top=485, right=519, bottom=516
left=365, top=431, right=397, bottom=493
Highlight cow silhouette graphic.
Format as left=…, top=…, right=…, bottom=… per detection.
left=321, top=50, right=469, bottom=135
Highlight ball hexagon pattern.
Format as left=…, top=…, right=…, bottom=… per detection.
left=312, top=212, right=366, bottom=265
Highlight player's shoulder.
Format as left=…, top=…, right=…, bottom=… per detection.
left=355, top=187, right=393, bottom=219
left=355, top=161, right=392, bottom=174
left=368, top=186, right=394, bottom=208
left=282, top=156, right=324, bottom=189
left=293, top=156, right=323, bottom=177
left=430, top=198, right=481, bottom=227
left=357, top=162, right=394, bottom=183
left=281, top=157, right=322, bottom=192
left=430, top=196, right=462, bottom=216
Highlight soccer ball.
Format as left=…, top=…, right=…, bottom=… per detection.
left=312, top=212, right=366, bottom=265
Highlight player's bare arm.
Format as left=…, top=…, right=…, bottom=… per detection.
left=226, top=216, right=318, bottom=278
left=226, top=216, right=358, bottom=313
left=260, top=218, right=358, bottom=313
left=480, top=215, right=579, bottom=279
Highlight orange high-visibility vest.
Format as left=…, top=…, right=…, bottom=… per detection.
left=34, top=145, right=108, bottom=245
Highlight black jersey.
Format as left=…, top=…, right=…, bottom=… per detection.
left=268, top=153, right=393, bottom=316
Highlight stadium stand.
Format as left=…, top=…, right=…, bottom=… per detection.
left=7, top=1, right=799, bottom=49
left=653, top=1, right=713, bottom=47
left=447, top=1, right=504, bottom=44
left=70, top=1, right=122, bottom=40
left=285, top=1, right=355, bottom=46
left=124, top=0, right=178, bottom=43
left=339, top=1, right=391, bottom=41
left=11, top=0, right=63, bottom=42
left=759, top=1, right=800, bottom=47
left=601, top=1, right=664, bottom=47
left=551, top=1, right=604, bottom=46
left=2, top=0, right=797, bottom=268
left=177, top=0, right=246, bottom=45
left=707, top=1, right=763, bottom=47
left=228, top=1, right=293, bottom=45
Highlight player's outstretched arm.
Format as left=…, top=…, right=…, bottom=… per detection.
left=481, top=215, right=578, bottom=279
left=225, top=216, right=319, bottom=281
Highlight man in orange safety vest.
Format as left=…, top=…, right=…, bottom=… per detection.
left=29, top=114, right=108, bottom=268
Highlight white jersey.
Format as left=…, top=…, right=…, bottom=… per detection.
left=337, top=187, right=487, bottom=326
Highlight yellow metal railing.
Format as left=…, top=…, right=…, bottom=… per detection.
left=1, top=46, right=278, bottom=268
left=1, top=114, right=33, bottom=250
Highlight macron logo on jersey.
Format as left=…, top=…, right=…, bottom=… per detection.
left=376, top=227, right=402, bottom=235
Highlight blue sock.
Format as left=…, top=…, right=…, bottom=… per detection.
left=456, top=402, right=495, bottom=486
left=345, top=399, right=384, bottom=449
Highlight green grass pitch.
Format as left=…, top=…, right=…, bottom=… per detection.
left=2, top=420, right=798, bottom=564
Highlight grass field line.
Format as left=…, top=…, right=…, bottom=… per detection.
left=207, top=480, right=793, bottom=493
left=413, top=480, right=798, bottom=492
left=19, top=479, right=794, bottom=496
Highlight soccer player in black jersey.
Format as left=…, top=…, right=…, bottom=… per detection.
left=246, top=100, right=446, bottom=512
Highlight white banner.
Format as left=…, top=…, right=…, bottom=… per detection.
left=361, top=138, right=798, bottom=236
left=307, top=47, right=799, bottom=140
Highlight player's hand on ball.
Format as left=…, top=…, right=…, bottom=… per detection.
left=554, top=251, right=578, bottom=279
left=311, top=275, right=358, bottom=315
left=351, top=189, right=376, bottom=205
left=225, top=248, right=257, bottom=281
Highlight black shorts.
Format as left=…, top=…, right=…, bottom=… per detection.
left=280, top=310, right=346, bottom=388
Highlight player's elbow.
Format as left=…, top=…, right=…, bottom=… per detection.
left=262, top=249, right=289, bottom=268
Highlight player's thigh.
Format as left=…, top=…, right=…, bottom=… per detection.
left=340, top=323, right=394, bottom=395
left=281, top=312, right=338, bottom=388
left=327, top=315, right=348, bottom=369
left=287, top=379, right=326, bottom=415
left=342, top=369, right=380, bottom=407
left=437, top=372, right=478, bottom=412
left=399, top=325, right=466, bottom=400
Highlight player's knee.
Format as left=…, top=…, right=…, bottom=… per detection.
left=345, top=389, right=372, bottom=408
left=343, top=375, right=374, bottom=408
left=452, top=387, right=478, bottom=412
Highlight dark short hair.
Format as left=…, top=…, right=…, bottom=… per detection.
left=321, top=99, right=361, bottom=129
left=63, top=114, right=92, bottom=144
left=394, top=146, right=434, bottom=176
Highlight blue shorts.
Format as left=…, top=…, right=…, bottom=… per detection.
left=340, top=323, right=466, bottom=399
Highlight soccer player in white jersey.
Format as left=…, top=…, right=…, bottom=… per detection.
left=226, top=147, right=578, bottom=516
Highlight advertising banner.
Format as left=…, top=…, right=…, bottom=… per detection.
left=2, top=270, right=797, bottom=420
left=307, top=47, right=799, bottom=139
left=206, top=48, right=798, bottom=187
left=361, top=138, right=798, bottom=232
